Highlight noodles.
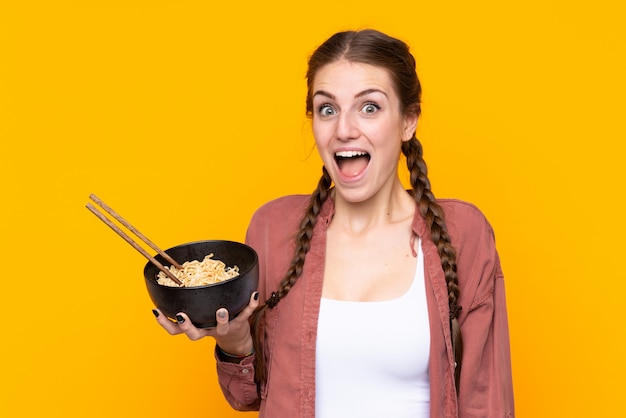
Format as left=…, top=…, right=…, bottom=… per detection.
left=156, top=253, right=239, bottom=287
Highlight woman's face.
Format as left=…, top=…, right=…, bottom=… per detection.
left=311, top=60, right=417, bottom=204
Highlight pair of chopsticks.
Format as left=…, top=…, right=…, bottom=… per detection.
left=86, top=194, right=184, bottom=286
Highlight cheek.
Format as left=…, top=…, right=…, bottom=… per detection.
left=368, top=121, right=400, bottom=144
left=312, top=121, right=329, bottom=146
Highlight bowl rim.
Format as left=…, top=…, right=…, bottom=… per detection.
left=143, top=239, right=259, bottom=289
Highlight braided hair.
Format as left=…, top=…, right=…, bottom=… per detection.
left=250, top=167, right=332, bottom=386
left=250, top=29, right=463, bottom=393
left=402, top=136, right=463, bottom=392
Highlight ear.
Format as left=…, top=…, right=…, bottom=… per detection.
left=401, top=112, right=418, bottom=142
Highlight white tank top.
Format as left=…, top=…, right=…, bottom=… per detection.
left=315, top=243, right=430, bottom=418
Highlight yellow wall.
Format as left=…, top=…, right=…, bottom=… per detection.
left=2, top=1, right=624, bottom=416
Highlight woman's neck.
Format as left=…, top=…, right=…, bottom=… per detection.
left=331, top=180, right=415, bottom=235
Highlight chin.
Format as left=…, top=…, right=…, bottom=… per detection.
left=332, top=186, right=375, bottom=204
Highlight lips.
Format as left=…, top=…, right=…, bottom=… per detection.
left=335, top=150, right=371, bottom=178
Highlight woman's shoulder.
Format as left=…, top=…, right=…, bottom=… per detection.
left=438, top=198, right=493, bottom=228
left=256, top=194, right=311, bottom=211
left=246, top=195, right=310, bottom=240
left=437, top=198, right=496, bottom=244
left=437, top=200, right=505, bottom=314
left=251, top=194, right=311, bottom=221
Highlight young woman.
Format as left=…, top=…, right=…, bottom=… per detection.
left=154, top=29, right=515, bottom=418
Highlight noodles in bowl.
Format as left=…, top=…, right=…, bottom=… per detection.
left=157, top=254, right=240, bottom=287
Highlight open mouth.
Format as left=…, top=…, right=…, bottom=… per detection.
left=335, top=150, right=371, bottom=177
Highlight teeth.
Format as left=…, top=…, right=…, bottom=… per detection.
left=335, top=150, right=367, bottom=158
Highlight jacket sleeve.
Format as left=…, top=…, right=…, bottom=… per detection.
left=214, top=349, right=260, bottom=411
left=214, top=196, right=303, bottom=411
left=455, top=208, right=515, bottom=418
left=213, top=205, right=268, bottom=412
left=458, top=254, right=514, bottom=418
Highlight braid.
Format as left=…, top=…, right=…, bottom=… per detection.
left=250, top=166, right=332, bottom=388
left=402, top=137, right=464, bottom=394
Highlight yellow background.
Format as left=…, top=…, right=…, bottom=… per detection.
left=1, top=1, right=624, bottom=416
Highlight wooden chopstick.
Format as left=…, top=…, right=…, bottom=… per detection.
left=86, top=195, right=184, bottom=286
left=88, top=194, right=184, bottom=269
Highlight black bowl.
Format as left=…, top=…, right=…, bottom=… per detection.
left=143, top=240, right=259, bottom=328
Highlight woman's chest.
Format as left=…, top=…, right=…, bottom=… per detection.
left=321, top=229, right=417, bottom=301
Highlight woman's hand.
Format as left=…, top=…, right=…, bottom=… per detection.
left=152, top=291, right=259, bottom=356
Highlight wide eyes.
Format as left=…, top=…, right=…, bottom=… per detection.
left=318, top=104, right=336, bottom=116
left=361, top=103, right=380, bottom=114
left=316, top=102, right=380, bottom=117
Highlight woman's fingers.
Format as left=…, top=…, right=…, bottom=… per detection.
left=151, top=291, right=258, bottom=343
left=152, top=309, right=209, bottom=340
left=238, top=291, right=260, bottom=320
left=174, top=312, right=212, bottom=341
left=214, top=291, right=259, bottom=336
left=214, top=308, right=230, bottom=337
left=152, top=309, right=183, bottom=335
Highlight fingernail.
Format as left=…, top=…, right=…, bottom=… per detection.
left=253, top=292, right=259, bottom=301
left=217, top=309, right=227, bottom=319
left=175, top=314, right=185, bottom=324
left=152, top=309, right=159, bottom=318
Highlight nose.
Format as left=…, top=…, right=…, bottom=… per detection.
left=336, top=112, right=359, bottom=141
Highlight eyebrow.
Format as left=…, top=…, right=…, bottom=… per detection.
left=312, top=88, right=388, bottom=100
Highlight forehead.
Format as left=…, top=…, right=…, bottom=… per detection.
left=312, top=60, right=396, bottom=97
